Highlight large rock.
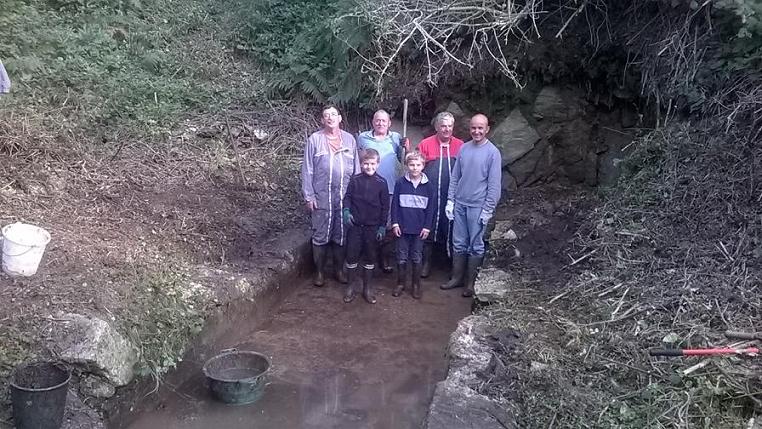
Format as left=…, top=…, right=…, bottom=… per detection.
left=50, top=313, right=138, bottom=386
left=597, top=127, right=635, bottom=186
left=425, top=316, right=517, bottom=428
left=501, top=171, right=517, bottom=198
left=508, top=139, right=551, bottom=185
left=475, top=268, right=515, bottom=302
left=533, top=86, right=586, bottom=123
left=549, top=117, right=594, bottom=184
left=491, top=109, right=540, bottom=166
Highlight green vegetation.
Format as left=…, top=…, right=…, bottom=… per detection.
left=232, top=0, right=371, bottom=105
left=125, top=267, right=204, bottom=377
left=0, top=0, right=260, bottom=137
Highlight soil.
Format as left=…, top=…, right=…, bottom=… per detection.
left=0, top=114, right=306, bottom=427
left=119, top=269, right=472, bottom=429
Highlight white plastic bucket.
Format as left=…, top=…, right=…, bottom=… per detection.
left=1, top=223, right=51, bottom=277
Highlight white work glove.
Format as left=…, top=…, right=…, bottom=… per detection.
left=479, top=210, right=492, bottom=225
left=445, top=200, right=454, bottom=221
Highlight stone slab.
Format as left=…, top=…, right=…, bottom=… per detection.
left=475, top=268, right=515, bottom=303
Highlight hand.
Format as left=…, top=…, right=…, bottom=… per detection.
left=343, top=208, right=355, bottom=226
left=306, top=200, right=317, bottom=211
left=445, top=200, right=454, bottom=221
left=479, top=210, right=492, bottom=225
left=392, top=225, right=402, bottom=237
left=419, top=228, right=430, bottom=240
left=402, top=137, right=410, bottom=151
left=376, top=226, right=386, bottom=242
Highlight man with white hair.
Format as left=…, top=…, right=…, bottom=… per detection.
left=357, top=109, right=409, bottom=272
left=417, top=111, right=464, bottom=277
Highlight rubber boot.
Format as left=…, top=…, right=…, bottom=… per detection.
left=440, top=254, right=467, bottom=290
left=392, top=262, right=407, bottom=297
left=462, top=255, right=484, bottom=297
left=420, top=242, right=433, bottom=278
left=312, top=244, right=327, bottom=287
left=362, top=267, right=376, bottom=304
left=343, top=265, right=357, bottom=303
left=381, top=240, right=394, bottom=273
left=412, top=263, right=423, bottom=299
left=333, top=243, right=348, bottom=284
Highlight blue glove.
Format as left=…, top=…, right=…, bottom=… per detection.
left=376, top=226, right=386, bottom=241
left=343, top=208, right=355, bottom=226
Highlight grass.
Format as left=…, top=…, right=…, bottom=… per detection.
left=0, top=0, right=263, bottom=140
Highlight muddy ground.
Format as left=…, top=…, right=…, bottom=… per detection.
left=1, top=106, right=608, bottom=428
left=0, top=111, right=307, bottom=426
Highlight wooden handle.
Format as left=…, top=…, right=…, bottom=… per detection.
left=402, top=99, right=408, bottom=138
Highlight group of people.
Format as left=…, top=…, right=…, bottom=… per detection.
left=300, top=105, right=502, bottom=304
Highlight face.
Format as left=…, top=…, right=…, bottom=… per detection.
left=372, top=112, right=391, bottom=136
left=436, top=118, right=454, bottom=141
left=406, top=159, right=424, bottom=178
left=470, top=115, right=490, bottom=143
left=362, top=157, right=379, bottom=176
left=322, top=107, right=342, bottom=130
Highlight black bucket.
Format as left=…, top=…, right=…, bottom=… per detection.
left=10, top=362, right=71, bottom=429
left=202, top=349, right=270, bottom=405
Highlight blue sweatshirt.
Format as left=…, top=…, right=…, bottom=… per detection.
left=447, top=139, right=502, bottom=215
left=357, top=131, right=403, bottom=195
left=391, top=173, right=435, bottom=235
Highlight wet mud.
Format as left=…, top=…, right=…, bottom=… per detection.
left=122, top=268, right=471, bottom=429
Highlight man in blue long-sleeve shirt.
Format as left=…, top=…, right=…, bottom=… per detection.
left=441, top=114, right=502, bottom=297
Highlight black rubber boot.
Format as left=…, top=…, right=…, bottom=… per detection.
left=412, top=263, right=423, bottom=299
left=343, top=266, right=357, bottom=303
left=362, top=267, right=376, bottom=304
left=440, top=254, right=467, bottom=290
left=312, top=244, right=327, bottom=287
left=392, top=262, right=407, bottom=297
left=462, top=255, right=484, bottom=297
left=381, top=240, right=394, bottom=273
left=333, top=243, right=348, bottom=284
left=420, top=242, right=433, bottom=278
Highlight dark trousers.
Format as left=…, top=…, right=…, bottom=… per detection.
left=346, top=225, right=379, bottom=269
left=396, top=233, right=424, bottom=264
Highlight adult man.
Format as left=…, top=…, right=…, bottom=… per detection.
left=417, top=111, right=464, bottom=277
left=357, top=109, right=408, bottom=272
left=441, top=114, right=502, bottom=297
left=302, top=105, right=360, bottom=287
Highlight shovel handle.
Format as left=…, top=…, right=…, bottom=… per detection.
left=650, top=347, right=759, bottom=357
left=649, top=349, right=684, bottom=356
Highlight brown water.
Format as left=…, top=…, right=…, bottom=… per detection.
left=122, top=269, right=470, bottom=429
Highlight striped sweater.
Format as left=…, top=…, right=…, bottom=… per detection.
left=391, top=173, right=435, bottom=235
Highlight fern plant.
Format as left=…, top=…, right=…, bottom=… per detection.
left=232, top=0, right=373, bottom=105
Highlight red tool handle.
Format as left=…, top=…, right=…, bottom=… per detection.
left=650, top=347, right=759, bottom=357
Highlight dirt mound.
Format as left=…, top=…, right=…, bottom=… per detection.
left=480, top=122, right=761, bottom=427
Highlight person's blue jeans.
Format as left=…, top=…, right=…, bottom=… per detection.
left=396, top=233, right=424, bottom=264
left=452, top=203, right=486, bottom=256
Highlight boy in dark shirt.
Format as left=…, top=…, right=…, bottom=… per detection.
left=342, top=149, right=390, bottom=304
left=391, top=151, right=435, bottom=299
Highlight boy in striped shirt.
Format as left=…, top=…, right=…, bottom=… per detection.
left=391, top=151, right=435, bottom=299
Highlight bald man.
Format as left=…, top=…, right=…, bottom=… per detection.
left=440, top=114, right=502, bottom=297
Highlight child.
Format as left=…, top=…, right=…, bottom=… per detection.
left=391, top=151, right=435, bottom=299
left=342, top=148, right=389, bottom=304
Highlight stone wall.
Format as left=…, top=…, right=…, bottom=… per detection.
left=436, top=86, right=638, bottom=193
